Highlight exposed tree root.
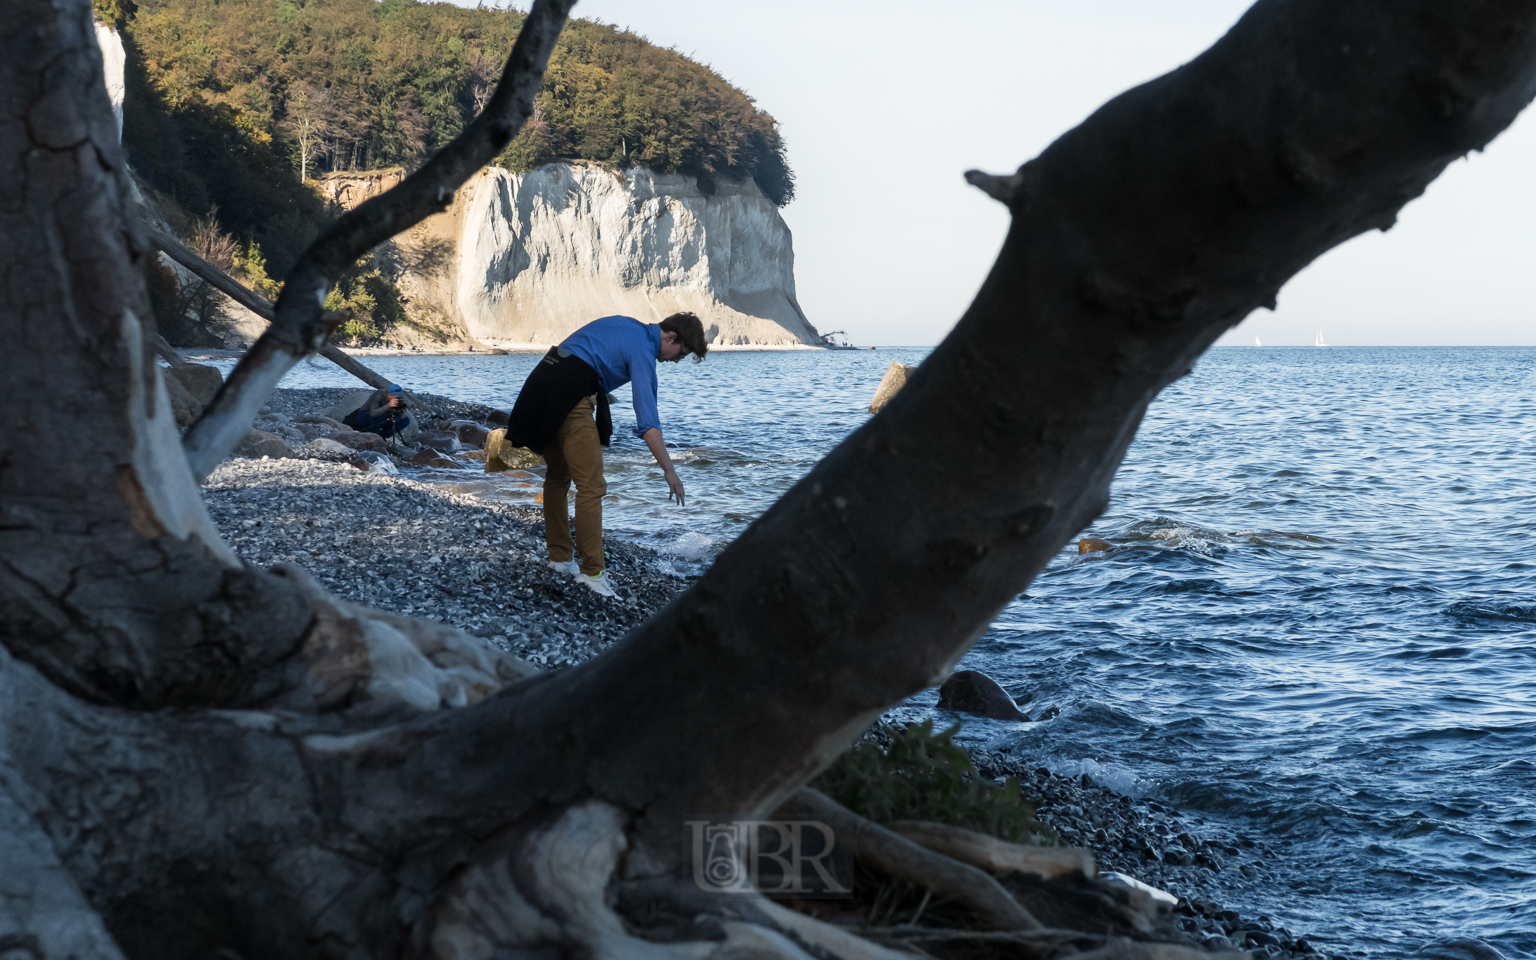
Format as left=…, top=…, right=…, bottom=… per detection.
left=782, top=788, right=1044, bottom=932
left=885, top=820, right=1097, bottom=879
left=272, top=562, right=536, bottom=713
left=433, top=801, right=926, bottom=959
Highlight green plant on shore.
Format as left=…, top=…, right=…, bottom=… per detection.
left=233, top=241, right=280, bottom=302
left=325, top=253, right=406, bottom=344
left=813, top=721, right=1058, bottom=847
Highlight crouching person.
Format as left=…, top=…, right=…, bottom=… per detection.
left=344, top=383, right=411, bottom=439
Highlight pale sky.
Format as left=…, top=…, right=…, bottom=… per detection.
left=540, top=0, right=1536, bottom=346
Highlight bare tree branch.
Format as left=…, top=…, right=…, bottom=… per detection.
left=179, top=0, right=576, bottom=482
left=145, top=224, right=419, bottom=397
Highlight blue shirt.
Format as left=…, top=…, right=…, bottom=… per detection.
left=560, top=316, right=663, bottom=438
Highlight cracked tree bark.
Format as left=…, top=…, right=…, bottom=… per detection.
left=4, top=0, right=1536, bottom=957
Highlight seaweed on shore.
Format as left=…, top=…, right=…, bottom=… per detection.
left=813, top=720, right=1058, bottom=847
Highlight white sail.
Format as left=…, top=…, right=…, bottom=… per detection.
left=1314, top=328, right=1328, bottom=347
left=1254, top=335, right=1262, bottom=347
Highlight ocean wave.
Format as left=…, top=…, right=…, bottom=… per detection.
left=1443, top=599, right=1536, bottom=623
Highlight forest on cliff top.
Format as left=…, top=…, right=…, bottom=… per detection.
left=101, top=0, right=794, bottom=344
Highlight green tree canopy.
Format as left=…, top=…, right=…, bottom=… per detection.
left=116, top=0, right=795, bottom=252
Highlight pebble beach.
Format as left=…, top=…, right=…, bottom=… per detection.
left=204, top=385, right=1351, bottom=960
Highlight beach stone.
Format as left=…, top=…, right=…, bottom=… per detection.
left=236, top=429, right=293, bottom=460
left=265, top=423, right=306, bottom=446
left=294, top=422, right=339, bottom=441
left=303, top=438, right=355, bottom=459
left=450, top=420, right=491, bottom=447
left=296, top=414, right=344, bottom=429
left=170, top=362, right=224, bottom=407
left=1079, top=537, right=1114, bottom=554
left=937, top=669, right=1029, bottom=721
left=867, top=361, right=917, bottom=414
left=409, top=450, right=462, bottom=469
left=331, top=430, right=388, bottom=453
left=418, top=431, right=462, bottom=454
left=162, top=367, right=203, bottom=428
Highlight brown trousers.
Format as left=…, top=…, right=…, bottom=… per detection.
left=543, top=396, right=607, bottom=575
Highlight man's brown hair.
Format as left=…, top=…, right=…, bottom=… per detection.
left=659, top=312, right=708, bottom=362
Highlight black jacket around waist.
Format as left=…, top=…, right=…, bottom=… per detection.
left=506, top=347, right=613, bottom=452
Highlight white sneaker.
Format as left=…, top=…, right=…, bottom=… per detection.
left=547, top=558, right=580, bottom=576
left=579, top=570, right=618, bottom=598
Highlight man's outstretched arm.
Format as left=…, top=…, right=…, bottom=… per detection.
left=641, top=427, right=685, bottom=506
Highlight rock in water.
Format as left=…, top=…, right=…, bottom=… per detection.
left=409, top=450, right=462, bottom=469
left=417, top=431, right=462, bottom=454
left=450, top=420, right=491, bottom=448
left=484, top=428, right=544, bottom=473
left=1078, top=537, right=1114, bottom=554
left=236, top=429, right=293, bottom=460
left=937, top=670, right=1029, bottom=721
left=868, top=362, right=917, bottom=414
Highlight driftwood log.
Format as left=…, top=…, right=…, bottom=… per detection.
left=4, top=0, right=1536, bottom=956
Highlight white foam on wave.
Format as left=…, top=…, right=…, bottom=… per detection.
left=656, top=531, right=718, bottom=561
left=1038, top=756, right=1157, bottom=798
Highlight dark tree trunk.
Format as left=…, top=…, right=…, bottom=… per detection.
left=4, top=0, right=1536, bottom=957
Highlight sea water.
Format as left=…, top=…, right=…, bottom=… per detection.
left=246, top=345, right=1535, bottom=958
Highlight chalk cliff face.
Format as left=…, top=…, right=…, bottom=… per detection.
left=320, top=164, right=821, bottom=347
left=95, top=23, right=126, bottom=140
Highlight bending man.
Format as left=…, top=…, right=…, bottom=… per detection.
left=507, top=313, right=707, bottom=597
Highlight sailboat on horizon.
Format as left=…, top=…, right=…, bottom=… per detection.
left=1314, top=328, right=1329, bottom=347
left=1255, top=335, right=1263, bottom=347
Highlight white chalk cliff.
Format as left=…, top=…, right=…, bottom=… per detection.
left=95, top=22, right=126, bottom=140
left=321, top=164, right=822, bottom=347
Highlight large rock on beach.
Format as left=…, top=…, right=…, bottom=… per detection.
left=163, top=367, right=202, bottom=428
left=236, top=429, right=294, bottom=460
left=170, top=362, right=224, bottom=407
left=868, top=362, right=917, bottom=414
left=331, top=429, right=388, bottom=453
left=937, top=669, right=1030, bottom=721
